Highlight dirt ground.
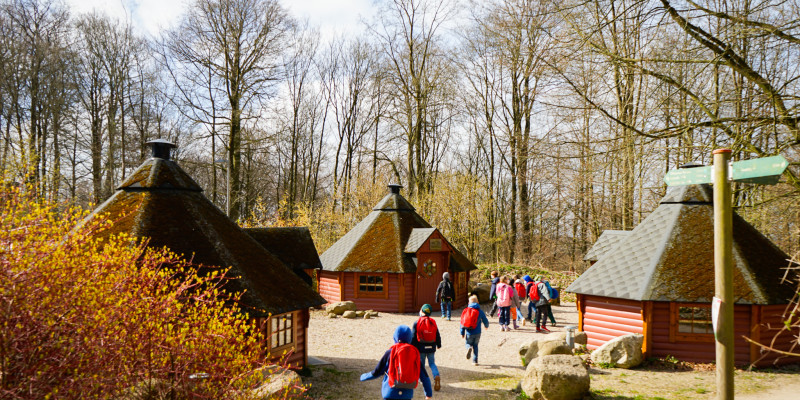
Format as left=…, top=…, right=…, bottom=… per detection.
left=303, top=302, right=800, bottom=400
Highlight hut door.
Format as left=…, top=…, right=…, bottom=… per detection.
left=416, top=252, right=446, bottom=310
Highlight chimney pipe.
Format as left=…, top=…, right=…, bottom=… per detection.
left=388, top=184, right=402, bottom=194
left=146, top=139, right=176, bottom=160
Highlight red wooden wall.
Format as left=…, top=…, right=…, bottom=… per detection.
left=318, top=271, right=342, bottom=303
left=648, top=301, right=751, bottom=365
left=578, top=295, right=800, bottom=367
left=579, top=295, right=644, bottom=350
left=255, top=308, right=309, bottom=369
left=752, top=304, right=800, bottom=367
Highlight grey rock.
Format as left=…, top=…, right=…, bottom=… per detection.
left=521, top=355, right=590, bottom=400
left=590, top=333, right=644, bottom=369
left=328, top=313, right=337, bottom=318
left=574, top=331, right=588, bottom=346
left=325, top=301, right=357, bottom=315
left=363, top=313, right=371, bottom=319
left=538, top=341, right=574, bottom=357
left=248, top=368, right=302, bottom=399
left=355, top=310, right=366, bottom=317
left=342, top=310, right=357, bottom=319
left=471, top=282, right=491, bottom=303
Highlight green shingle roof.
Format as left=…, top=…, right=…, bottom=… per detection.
left=567, top=184, right=795, bottom=304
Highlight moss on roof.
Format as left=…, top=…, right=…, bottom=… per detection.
left=320, top=190, right=478, bottom=274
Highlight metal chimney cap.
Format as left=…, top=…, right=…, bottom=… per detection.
left=388, top=184, right=403, bottom=194
left=678, top=161, right=705, bottom=169
left=146, top=139, right=176, bottom=160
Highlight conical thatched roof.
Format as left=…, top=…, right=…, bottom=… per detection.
left=320, top=186, right=477, bottom=273
left=82, top=143, right=325, bottom=317
left=567, top=184, right=795, bottom=304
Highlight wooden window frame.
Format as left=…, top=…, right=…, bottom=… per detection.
left=268, top=312, right=296, bottom=353
left=669, top=302, right=714, bottom=343
left=356, top=273, right=386, bottom=298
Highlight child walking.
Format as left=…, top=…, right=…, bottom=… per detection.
left=412, top=304, right=442, bottom=391
left=360, top=325, right=433, bottom=400
left=460, top=295, right=490, bottom=365
left=495, top=276, right=513, bottom=331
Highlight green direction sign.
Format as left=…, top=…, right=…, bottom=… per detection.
left=664, top=155, right=789, bottom=186
left=663, top=166, right=712, bottom=186
left=731, top=155, right=789, bottom=185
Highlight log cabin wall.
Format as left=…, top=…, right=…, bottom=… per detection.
left=255, top=309, right=308, bottom=368
left=342, top=272, right=410, bottom=313
left=649, top=301, right=752, bottom=365
left=318, top=271, right=342, bottom=304
left=753, top=304, right=800, bottom=367
left=581, top=295, right=644, bottom=350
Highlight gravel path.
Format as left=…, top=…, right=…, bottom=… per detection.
left=305, top=302, right=580, bottom=399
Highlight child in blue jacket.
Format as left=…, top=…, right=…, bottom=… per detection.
left=460, top=295, right=490, bottom=365
left=360, top=325, right=433, bottom=400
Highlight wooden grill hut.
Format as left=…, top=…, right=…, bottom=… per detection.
left=318, top=184, right=478, bottom=313
left=567, top=183, right=799, bottom=367
left=81, top=139, right=326, bottom=368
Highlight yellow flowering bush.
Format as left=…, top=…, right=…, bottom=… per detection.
left=0, top=189, right=299, bottom=399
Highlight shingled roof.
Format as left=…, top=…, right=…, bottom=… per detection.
left=566, top=184, right=795, bottom=304
left=320, top=185, right=477, bottom=273
left=244, top=227, right=322, bottom=286
left=82, top=141, right=325, bottom=317
left=583, top=230, right=632, bottom=262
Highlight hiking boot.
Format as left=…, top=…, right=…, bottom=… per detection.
left=466, top=347, right=472, bottom=360
left=434, top=376, right=441, bottom=391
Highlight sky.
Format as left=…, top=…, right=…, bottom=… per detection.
left=64, top=0, right=375, bottom=38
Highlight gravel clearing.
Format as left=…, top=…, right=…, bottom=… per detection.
left=304, top=302, right=579, bottom=399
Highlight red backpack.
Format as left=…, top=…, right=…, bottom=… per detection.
left=460, top=307, right=479, bottom=329
left=416, top=316, right=438, bottom=344
left=515, top=282, right=526, bottom=299
left=529, top=282, right=541, bottom=302
left=387, top=342, right=420, bottom=389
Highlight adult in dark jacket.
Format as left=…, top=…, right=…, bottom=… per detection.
left=435, top=272, right=455, bottom=320
left=411, top=304, right=442, bottom=391
left=361, top=325, right=433, bottom=400
left=533, top=276, right=552, bottom=333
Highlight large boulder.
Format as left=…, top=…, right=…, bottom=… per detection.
left=574, top=331, right=588, bottom=346
left=470, top=282, right=491, bottom=303
left=325, top=301, right=356, bottom=315
left=248, top=368, right=302, bottom=399
left=519, top=333, right=571, bottom=366
left=521, top=355, right=590, bottom=400
left=590, top=333, right=644, bottom=369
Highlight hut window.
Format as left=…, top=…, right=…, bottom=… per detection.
left=677, top=306, right=713, bottom=334
left=269, top=313, right=294, bottom=350
left=359, top=274, right=384, bottom=293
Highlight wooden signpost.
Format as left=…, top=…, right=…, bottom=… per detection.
left=663, top=152, right=788, bottom=400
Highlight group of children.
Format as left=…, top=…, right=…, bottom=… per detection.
left=360, top=271, right=558, bottom=399
left=488, top=271, right=558, bottom=332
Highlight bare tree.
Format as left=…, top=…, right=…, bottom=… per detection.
left=162, top=0, right=293, bottom=220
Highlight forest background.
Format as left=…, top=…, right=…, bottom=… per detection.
left=2, top=0, right=799, bottom=272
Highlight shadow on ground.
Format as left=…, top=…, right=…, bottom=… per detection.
left=303, top=356, right=518, bottom=400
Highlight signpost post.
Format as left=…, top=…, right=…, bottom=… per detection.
left=663, top=152, right=788, bottom=400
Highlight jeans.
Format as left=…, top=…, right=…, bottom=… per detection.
left=498, top=306, right=510, bottom=326
left=420, top=351, right=439, bottom=377
left=440, top=300, right=452, bottom=319
left=527, top=301, right=537, bottom=320
left=465, top=333, right=480, bottom=362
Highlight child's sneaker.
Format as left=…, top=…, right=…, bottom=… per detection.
left=536, top=328, right=544, bottom=333
left=541, top=327, right=551, bottom=333
left=473, top=361, right=479, bottom=366
left=434, top=376, right=441, bottom=391
left=466, top=347, right=472, bottom=360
